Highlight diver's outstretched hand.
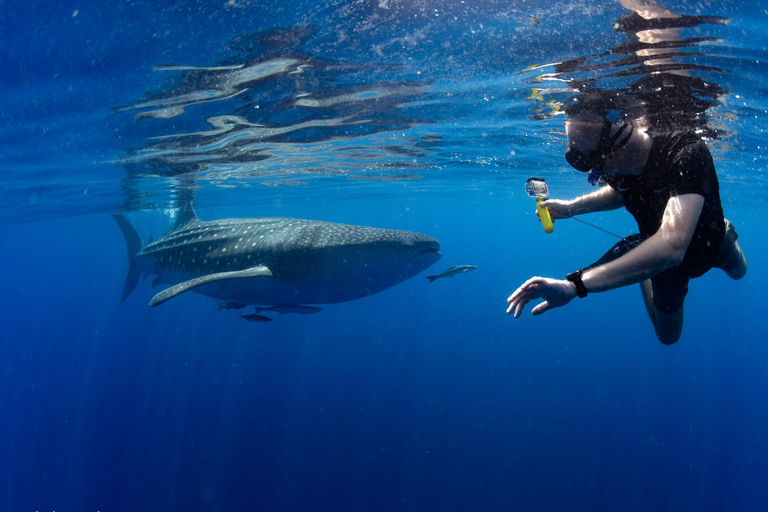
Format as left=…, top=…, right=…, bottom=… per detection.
left=506, top=277, right=578, bottom=317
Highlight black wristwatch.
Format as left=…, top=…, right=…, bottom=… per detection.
left=566, top=269, right=589, bottom=298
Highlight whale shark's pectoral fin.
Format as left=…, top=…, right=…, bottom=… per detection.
left=148, top=265, right=273, bottom=307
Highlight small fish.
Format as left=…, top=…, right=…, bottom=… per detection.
left=253, top=304, right=323, bottom=315
left=218, top=301, right=248, bottom=311
left=426, top=265, right=477, bottom=283
left=517, top=15, right=540, bottom=26
left=240, top=312, right=272, bottom=322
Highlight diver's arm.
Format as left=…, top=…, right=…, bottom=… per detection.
left=507, top=193, right=704, bottom=317
left=580, top=193, right=704, bottom=292
left=540, top=184, right=624, bottom=219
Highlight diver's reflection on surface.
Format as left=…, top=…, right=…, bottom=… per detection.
left=526, top=0, right=730, bottom=137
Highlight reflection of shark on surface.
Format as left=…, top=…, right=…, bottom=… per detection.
left=114, top=203, right=441, bottom=309
left=426, top=265, right=477, bottom=283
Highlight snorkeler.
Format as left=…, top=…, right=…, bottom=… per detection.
left=506, top=106, right=747, bottom=344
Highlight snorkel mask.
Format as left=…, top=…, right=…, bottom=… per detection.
left=566, top=118, right=633, bottom=185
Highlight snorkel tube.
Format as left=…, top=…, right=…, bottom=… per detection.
left=587, top=167, right=602, bottom=186
left=525, top=178, right=554, bottom=233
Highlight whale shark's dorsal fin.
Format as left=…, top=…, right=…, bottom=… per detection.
left=169, top=201, right=201, bottom=233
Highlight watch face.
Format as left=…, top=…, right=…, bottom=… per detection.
left=566, top=270, right=582, bottom=282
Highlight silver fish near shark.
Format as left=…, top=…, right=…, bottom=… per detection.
left=426, top=265, right=477, bottom=283
left=114, top=203, right=441, bottom=307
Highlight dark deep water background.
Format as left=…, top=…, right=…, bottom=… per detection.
left=2, top=1, right=767, bottom=511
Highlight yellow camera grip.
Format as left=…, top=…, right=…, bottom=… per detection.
left=537, top=198, right=554, bottom=233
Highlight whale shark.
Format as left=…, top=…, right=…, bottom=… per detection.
left=114, top=203, right=441, bottom=307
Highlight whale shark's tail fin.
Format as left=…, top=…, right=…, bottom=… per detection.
left=113, top=213, right=144, bottom=302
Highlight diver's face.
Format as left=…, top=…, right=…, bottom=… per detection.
left=565, top=119, right=608, bottom=173
left=565, top=119, right=602, bottom=154
left=565, top=118, right=634, bottom=176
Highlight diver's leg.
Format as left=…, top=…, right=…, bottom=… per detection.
left=653, top=306, right=684, bottom=345
left=718, top=240, right=747, bottom=280
left=640, top=279, right=656, bottom=325
left=645, top=272, right=687, bottom=345
left=717, top=219, right=747, bottom=280
left=640, top=279, right=683, bottom=344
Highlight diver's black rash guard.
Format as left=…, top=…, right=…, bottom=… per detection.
left=604, top=130, right=725, bottom=278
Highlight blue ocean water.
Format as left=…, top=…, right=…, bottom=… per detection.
left=1, top=1, right=767, bottom=511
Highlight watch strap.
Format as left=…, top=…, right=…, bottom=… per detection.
left=566, top=269, right=588, bottom=298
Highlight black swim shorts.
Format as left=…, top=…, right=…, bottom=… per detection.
left=584, top=234, right=690, bottom=314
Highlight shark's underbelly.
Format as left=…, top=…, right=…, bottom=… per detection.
left=189, top=276, right=380, bottom=305
left=116, top=211, right=441, bottom=308
left=144, top=256, right=430, bottom=305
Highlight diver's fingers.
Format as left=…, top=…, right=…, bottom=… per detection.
left=540, top=200, right=567, bottom=220
left=505, top=296, right=529, bottom=317
left=507, top=294, right=532, bottom=314
left=540, top=199, right=561, bottom=209
left=531, top=300, right=552, bottom=316
left=507, top=277, right=544, bottom=303
left=514, top=299, right=530, bottom=317
left=505, top=294, right=521, bottom=315
left=507, top=278, right=546, bottom=317
left=535, top=208, right=549, bottom=222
